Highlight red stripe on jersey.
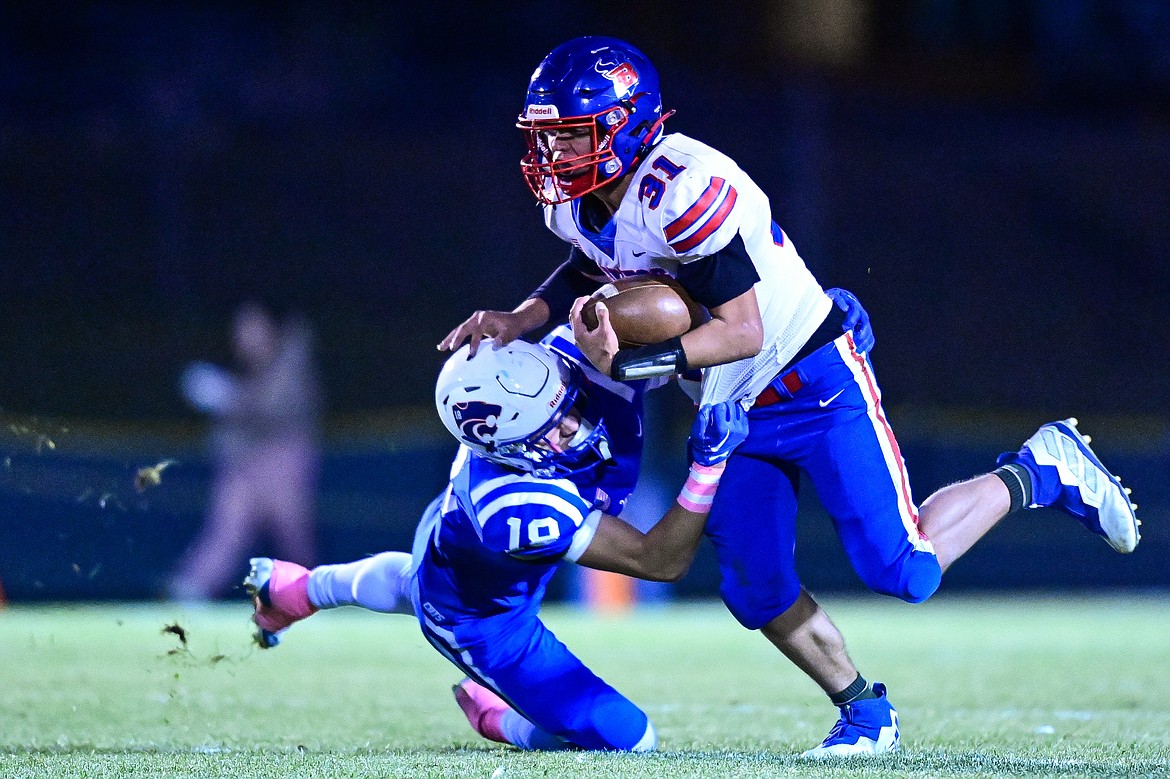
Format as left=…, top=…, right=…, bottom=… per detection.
left=670, top=186, right=738, bottom=253
left=664, top=177, right=725, bottom=241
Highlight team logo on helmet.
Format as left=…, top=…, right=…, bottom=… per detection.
left=596, top=61, right=639, bottom=98
left=451, top=400, right=502, bottom=444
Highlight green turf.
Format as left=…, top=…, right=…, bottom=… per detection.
left=1, top=593, right=1167, bottom=778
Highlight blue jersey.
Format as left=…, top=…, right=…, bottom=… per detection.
left=414, top=327, right=650, bottom=625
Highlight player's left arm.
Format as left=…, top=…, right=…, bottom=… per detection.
left=678, top=285, right=762, bottom=369
left=672, top=230, right=765, bottom=370
left=573, top=399, right=748, bottom=581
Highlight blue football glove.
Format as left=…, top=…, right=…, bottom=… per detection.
left=825, top=287, right=874, bottom=354
left=688, top=400, right=750, bottom=467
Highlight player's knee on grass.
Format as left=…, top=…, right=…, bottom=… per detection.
left=462, top=621, right=657, bottom=753
left=584, top=695, right=656, bottom=751
left=538, top=690, right=656, bottom=752
left=853, top=549, right=942, bottom=604
left=621, top=719, right=658, bottom=752
left=561, top=718, right=657, bottom=752
left=511, top=714, right=656, bottom=752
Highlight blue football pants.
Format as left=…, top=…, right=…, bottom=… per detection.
left=706, top=333, right=943, bottom=629
left=409, top=498, right=652, bottom=751
left=416, top=599, right=652, bottom=750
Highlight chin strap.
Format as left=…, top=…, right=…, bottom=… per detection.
left=633, top=108, right=675, bottom=163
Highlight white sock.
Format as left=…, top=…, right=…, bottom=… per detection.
left=499, top=710, right=571, bottom=751
left=307, top=552, right=413, bottom=614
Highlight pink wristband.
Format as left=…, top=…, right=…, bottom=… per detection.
left=676, top=462, right=725, bottom=513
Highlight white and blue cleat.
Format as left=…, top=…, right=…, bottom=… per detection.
left=243, top=557, right=283, bottom=648
left=1000, top=418, right=1141, bottom=553
left=243, top=557, right=317, bottom=649
left=802, top=682, right=899, bottom=758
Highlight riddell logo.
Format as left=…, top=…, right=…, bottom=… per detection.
left=548, top=383, right=566, bottom=409
left=526, top=104, right=559, bottom=119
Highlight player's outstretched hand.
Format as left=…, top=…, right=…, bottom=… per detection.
left=825, top=288, right=875, bottom=354
left=688, top=400, right=749, bottom=467
left=438, top=310, right=530, bottom=355
left=570, top=295, right=619, bottom=375
left=180, top=361, right=237, bottom=414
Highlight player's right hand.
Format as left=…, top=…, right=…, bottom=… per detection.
left=569, top=296, right=619, bottom=376
left=438, top=310, right=528, bottom=355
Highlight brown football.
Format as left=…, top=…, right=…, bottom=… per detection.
left=581, top=275, right=708, bottom=348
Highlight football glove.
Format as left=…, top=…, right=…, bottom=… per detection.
left=826, top=287, right=875, bottom=354
left=688, top=400, right=749, bottom=467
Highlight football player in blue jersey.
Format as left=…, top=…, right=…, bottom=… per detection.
left=245, top=328, right=749, bottom=752
left=439, top=36, right=1142, bottom=757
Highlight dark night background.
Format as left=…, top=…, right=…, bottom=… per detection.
left=1, top=1, right=1167, bottom=600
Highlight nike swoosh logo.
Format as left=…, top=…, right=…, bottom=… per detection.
left=632, top=251, right=646, bottom=256
left=819, top=389, right=846, bottom=407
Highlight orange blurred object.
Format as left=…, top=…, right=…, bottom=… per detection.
left=583, top=568, right=634, bottom=613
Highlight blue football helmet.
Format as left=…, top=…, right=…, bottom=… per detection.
left=435, top=339, right=613, bottom=478
left=518, top=36, right=668, bottom=205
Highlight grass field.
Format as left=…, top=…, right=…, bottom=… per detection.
left=2, top=593, right=1168, bottom=778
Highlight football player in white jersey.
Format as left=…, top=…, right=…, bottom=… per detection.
left=246, top=328, right=748, bottom=752
left=439, top=36, right=1141, bottom=756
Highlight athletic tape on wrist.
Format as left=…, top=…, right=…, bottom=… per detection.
left=676, top=462, right=725, bottom=513
left=611, top=336, right=688, bottom=381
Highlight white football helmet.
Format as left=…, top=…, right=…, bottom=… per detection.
left=434, top=339, right=612, bottom=477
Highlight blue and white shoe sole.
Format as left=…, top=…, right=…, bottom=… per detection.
left=801, top=711, right=900, bottom=758
left=1035, top=418, right=1140, bottom=553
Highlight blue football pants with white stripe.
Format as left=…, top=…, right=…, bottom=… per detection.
left=706, top=333, right=943, bottom=629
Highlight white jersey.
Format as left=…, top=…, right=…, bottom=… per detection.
left=544, top=133, right=832, bottom=405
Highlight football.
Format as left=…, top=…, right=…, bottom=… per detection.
left=581, top=275, right=708, bottom=348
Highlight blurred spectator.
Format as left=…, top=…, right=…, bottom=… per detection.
left=168, top=303, right=322, bottom=602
